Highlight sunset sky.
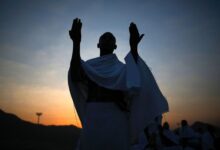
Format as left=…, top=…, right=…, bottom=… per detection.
left=0, top=0, right=219, bottom=128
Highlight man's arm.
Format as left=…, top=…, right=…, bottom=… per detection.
left=69, top=18, right=83, bottom=80
left=129, top=22, right=144, bottom=63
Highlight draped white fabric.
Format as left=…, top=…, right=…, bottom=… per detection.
left=81, top=53, right=127, bottom=90
left=128, top=54, right=169, bottom=141
left=68, top=52, right=169, bottom=141
left=80, top=103, right=129, bottom=150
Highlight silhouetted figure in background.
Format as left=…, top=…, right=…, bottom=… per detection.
left=160, top=122, right=180, bottom=149
left=147, top=115, right=163, bottom=135
left=68, top=18, right=168, bottom=150
left=143, top=116, right=163, bottom=149
left=178, top=120, right=199, bottom=149
left=198, top=127, right=215, bottom=150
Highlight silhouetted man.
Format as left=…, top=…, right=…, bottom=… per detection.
left=178, top=120, right=199, bottom=149
left=161, top=122, right=180, bottom=147
left=68, top=18, right=168, bottom=150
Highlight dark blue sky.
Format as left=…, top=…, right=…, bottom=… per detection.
left=0, top=0, right=219, bottom=127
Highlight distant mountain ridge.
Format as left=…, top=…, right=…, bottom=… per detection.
left=0, top=109, right=81, bottom=150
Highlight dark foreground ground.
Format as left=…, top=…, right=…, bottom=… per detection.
left=0, top=109, right=81, bottom=150
left=1, top=109, right=220, bottom=150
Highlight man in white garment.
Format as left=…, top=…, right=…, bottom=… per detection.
left=68, top=18, right=169, bottom=150
left=178, top=120, right=199, bottom=149
left=160, top=122, right=182, bottom=150
left=199, top=127, right=215, bottom=150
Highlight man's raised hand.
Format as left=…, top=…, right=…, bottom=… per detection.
left=129, top=22, right=144, bottom=52
left=69, top=18, right=82, bottom=44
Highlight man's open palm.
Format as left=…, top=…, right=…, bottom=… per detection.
left=69, top=18, right=82, bottom=43
left=129, top=22, right=144, bottom=51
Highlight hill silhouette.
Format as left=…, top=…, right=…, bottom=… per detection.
left=0, top=109, right=81, bottom=150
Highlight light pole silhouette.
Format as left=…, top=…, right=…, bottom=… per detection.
left=36, top=112, right=43, bottom=125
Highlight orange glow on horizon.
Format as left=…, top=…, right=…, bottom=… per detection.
left=1, top=81, right=219, bottom=130
left=1, top=107, right=82, bottom=128
left=0, top=84, right=82, bottom=128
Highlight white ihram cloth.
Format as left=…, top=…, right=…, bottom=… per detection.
left=68, top=52, right=169, bottom=146
left=80, top=103, right=129, bottom=150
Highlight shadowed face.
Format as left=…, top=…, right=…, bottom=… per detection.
left=163, top=122, right=170, bottom=130
left=181, top=120, right=188, bottom=127
left=98, top=32, right=117, bottom=56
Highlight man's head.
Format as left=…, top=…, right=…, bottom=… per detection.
left=181, top=120, right=188, bottom=127
left=163, top=122, right=170, bottom=130
left=97, top=32, right=117, bottom=56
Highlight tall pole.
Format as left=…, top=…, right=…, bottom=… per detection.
left=36, top=112, right=43, bottom=125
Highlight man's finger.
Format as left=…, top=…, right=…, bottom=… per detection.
left=129, top=23, right=133, bottom=33
left=76, top=18, right=80, bottom=23
left=130, top=22, right=135, bottom=26
left=75, top=18, right=81, bottom=31
left=71, top=18, right=77, bottom=30
left=139, top=34, right=144, bottom=42
left=130, top=24, right=139, bottom=35
left=79, top=19, right=82, bottom=30
left=76, top=19, right=79, bottom=30
left=132, top=23, right=138, bottom=31
left=140, top=34, right=144, bottom=40
left=129, top=22, right=136, bottom=32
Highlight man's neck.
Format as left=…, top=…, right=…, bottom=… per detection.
left=100, top=49, right=113, bottom=56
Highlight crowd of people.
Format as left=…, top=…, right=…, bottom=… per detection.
left=133, top=117, right=216, bottom=150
